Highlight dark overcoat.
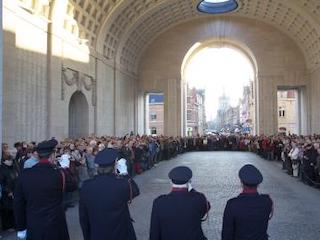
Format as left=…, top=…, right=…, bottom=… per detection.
left=79, top=173, right=140, bottom=240
left=14, top=162, right=70, bottom=240
left=0, top=164, right=18, bottom=209
left=303, top=147, right=318, bottom=176
left=149, top=189, right=210, bottom=240
left=222, top=192, right=273, bottom=240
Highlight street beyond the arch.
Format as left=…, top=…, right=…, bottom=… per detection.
left=7, top=151, right=320, bottom=240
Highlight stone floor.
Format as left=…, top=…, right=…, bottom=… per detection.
left=2, top=151, right=320, bottom=239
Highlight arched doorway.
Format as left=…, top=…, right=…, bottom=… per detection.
left=181, top=39, right=259, bottom=135
left=69, top=91, right=89, bottom=138
left=138, top=17, right=309, bottom=136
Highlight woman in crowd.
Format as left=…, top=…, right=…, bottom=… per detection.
left=288, top=142, right=299, bottom=176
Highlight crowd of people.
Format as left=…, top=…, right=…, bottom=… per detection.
left=192, top=133, right=320, bottom=186
left=0, top=132, right=319, bottom=234
left=0, top=134, right=186, bottom=233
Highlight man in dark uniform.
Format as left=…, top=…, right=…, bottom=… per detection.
left=222, top=164, right=273, bottom=240
left=14, top=139, right=75, bottom=240
left=150, top=166, right=210, bottom=240
left=79, top=148, right=140, bottom=240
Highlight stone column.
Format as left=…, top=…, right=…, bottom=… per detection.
left=144, top=93, right=149, bottom=134
left=136, top=89, right=145, bottom=135
left=164, top=78, right=181, bottom=136
left=0, top=0, right=3, bottom=158
left=258, top=75, right=279, bottom=135
left=48, top=0, right=68, bottom=139
left=181, top=79, right=187, bottom=136
left=113, top=61, right=117, bottom=136
left=133, top=76, right=138, bottom=134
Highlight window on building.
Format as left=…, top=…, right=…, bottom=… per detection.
left=150, top=113, right=157, bottom=120
left=279, top=109, right=285, bottom=117
left=151, top=127, right=157, bottom=135
left=197, top=0, right=238, bottom=14
left=146, top=92, right=164, bottom=135
left=187, top=97, right=191, bottom=103
left=277, top=89, right=299, bottom=134
left=287, top=90, right=296, bottom=99
left=187, top=110, right=192, bottom=121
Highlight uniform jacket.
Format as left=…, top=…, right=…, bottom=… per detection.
left=222, top=192, right=273, bottom=240
left=79, top=173, right=140, bottom=240
left=14, top=161, right=75, bottom=240
left=150, top=189, right=210, bottom=240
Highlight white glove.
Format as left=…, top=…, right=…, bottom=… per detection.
left=116, top=158, right=128, bottom=175
left=17, top=230, right=27, bottom=239
left=59, top=154, right=70, bottom=168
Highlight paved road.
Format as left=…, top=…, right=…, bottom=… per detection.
left=3, top=152, right=320, bottom=239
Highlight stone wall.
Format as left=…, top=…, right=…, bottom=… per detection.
left=310, top=68, right=320, bottom=133
left=3, top=1, right=317, bottom=144
left=115, top=70, right=135, bottom=136
left=2, top=1, right=136, bottom=145
left=96, top=62, right=114, bottom=136
left=3, top=2, right=48, bottom=144
left=138, top=16, right=308, bottom=136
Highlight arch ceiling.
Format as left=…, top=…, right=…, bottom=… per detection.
left=46, top=0, right=320, bottom=73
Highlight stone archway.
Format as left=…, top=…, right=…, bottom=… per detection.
left=180, top=39, right=259, bottom=135
left=69, top=91, right=89, bottom=138
left=138, top=16, right=308, bottom=136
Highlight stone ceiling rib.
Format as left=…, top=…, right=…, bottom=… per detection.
left=63, top=0, right=320, bottom=73
left=235, top=0, right=320, bottom=72
left=116, top=0, right=198, bottom=72
left=67, top=0, right=120, bottom=47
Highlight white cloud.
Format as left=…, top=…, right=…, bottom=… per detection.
left=185, top=47, right=254, bottom=121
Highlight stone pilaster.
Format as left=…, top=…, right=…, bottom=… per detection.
left=0, top=0, right=3, bottom=158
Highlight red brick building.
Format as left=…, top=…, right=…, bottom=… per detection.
left=147, top=88, right=206, bottom=136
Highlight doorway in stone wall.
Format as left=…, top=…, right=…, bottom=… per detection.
left=277, top=88, right=300, bottom=135
left=145, top=93, right=165, bottom=135
left=181, top=40, right=257, bottom=136
left=69, top=91, right=89, bottom=138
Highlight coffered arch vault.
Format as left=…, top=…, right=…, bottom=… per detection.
left=45, top=0, right=320, bottom=73
left=92, top=0, right=320, bottom=73
left=60, top=0, right=320, bottom=135
left=20, top=0, right=319, bottom=72
left=4, top=0, right=320, bottom=143
left=137, top=16, right=308, bottom=136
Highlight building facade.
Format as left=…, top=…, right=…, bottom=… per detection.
left=239, top=82, right=255, bottom=134
left=147, top=94, right=164, bottom=135
left=214, top=93, right=242, bottom=132
left=187, top=87, right=206, bottom=136
left=2, top=0, right=320, bottom=145
left=225, top=106, right=240, bottom=129
left=215, top=93, right=230, bottom=131
left=277, top=90, right=299, bottom=134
